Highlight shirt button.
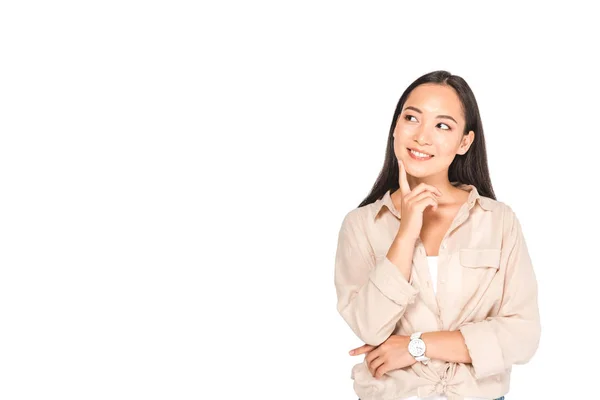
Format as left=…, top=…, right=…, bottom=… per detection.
left=441, top=242, right=446, bottom=250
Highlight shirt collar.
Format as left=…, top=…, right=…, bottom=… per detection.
left=373, top=182, right=495, bottom=222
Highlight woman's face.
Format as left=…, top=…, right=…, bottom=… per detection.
left=393, top=83, right=474, bottom=179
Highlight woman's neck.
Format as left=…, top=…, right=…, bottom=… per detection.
left=392, top=178, right=468, bottom=207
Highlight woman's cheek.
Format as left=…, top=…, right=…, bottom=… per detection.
left=436, top=140, right=455, bottom=156
left=393, top=137, right=405, bottom=160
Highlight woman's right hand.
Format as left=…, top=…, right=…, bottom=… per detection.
left=395, top=159, right=442, bottom=241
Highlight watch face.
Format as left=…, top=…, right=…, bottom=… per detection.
left=408, top=339, right=426, bottom=357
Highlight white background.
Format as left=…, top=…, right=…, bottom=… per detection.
left=1, top=1, right=598, bottom=399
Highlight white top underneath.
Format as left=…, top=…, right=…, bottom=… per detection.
left=426, top=255, right=439, bottom=294
left=400, top=256, right=488, bottom=400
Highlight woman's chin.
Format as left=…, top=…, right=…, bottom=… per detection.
left=403, top=160, right=433, bottom=176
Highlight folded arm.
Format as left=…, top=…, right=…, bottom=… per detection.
left=456, top=206, right=541, bottom=378
left=334, top=213, right=419, bottom=346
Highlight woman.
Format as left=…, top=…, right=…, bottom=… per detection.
left=334, top=70, right=540, bottom=400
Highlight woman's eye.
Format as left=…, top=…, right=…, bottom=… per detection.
left=404, top=115, right=450, bottom=130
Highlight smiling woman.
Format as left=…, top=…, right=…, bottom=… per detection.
left=334, top=70, right=540, bottom=400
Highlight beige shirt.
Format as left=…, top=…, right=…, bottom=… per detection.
left=334, top=183, right=541, bottom=400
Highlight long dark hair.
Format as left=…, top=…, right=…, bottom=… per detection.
left=358, top=70, right=496, bottom=208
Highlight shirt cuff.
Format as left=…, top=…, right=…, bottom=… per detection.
left=459, top=321, right=505, bottom=379
left=368, top=256, right=419, bottom=306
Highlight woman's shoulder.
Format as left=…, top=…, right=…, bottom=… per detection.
left=338, top=198, right=384, bottom=233
left=339, top=204, right=372, bottom=231
left=479, top=196, right=524, bottom=240
left=478, top=194, right=515, bottom=218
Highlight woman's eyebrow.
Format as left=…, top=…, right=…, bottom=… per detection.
left=403, top=106, right=457, bottom=124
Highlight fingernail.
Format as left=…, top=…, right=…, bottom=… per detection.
left=349, top=350, right=354, bottom=355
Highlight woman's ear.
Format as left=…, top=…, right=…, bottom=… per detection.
left=457, top=130, right=475, bottom=155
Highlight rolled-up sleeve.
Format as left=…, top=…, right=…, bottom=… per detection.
left=459, top=206, right=541, bottom=379
left=334, top=213, right=419, bottom=346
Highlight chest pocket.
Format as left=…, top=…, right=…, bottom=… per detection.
left=458, top=248, right=501, bottom=303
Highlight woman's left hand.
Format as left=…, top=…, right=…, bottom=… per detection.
left=349, top=335, right=416, bottom=379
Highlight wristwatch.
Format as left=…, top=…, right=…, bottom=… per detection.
left=408, top=332, right=430, bottom=365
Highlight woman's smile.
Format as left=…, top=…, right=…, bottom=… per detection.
left=407, top=147, right=434, bottom=161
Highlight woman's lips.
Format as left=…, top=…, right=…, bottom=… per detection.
left=407, top=148, right=434, bottom=161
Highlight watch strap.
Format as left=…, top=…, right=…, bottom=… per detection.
left=415, top=355, right=430, bottom=364
left=409, top=332, right=429, bottom=364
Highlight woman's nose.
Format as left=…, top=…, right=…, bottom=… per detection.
left=414, top=128, right=432, bottom=145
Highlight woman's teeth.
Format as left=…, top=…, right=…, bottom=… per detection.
left=408, top=148, right=433, bottom=160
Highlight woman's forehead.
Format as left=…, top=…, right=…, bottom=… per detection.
left=404, top=84, right=463, bottom=118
